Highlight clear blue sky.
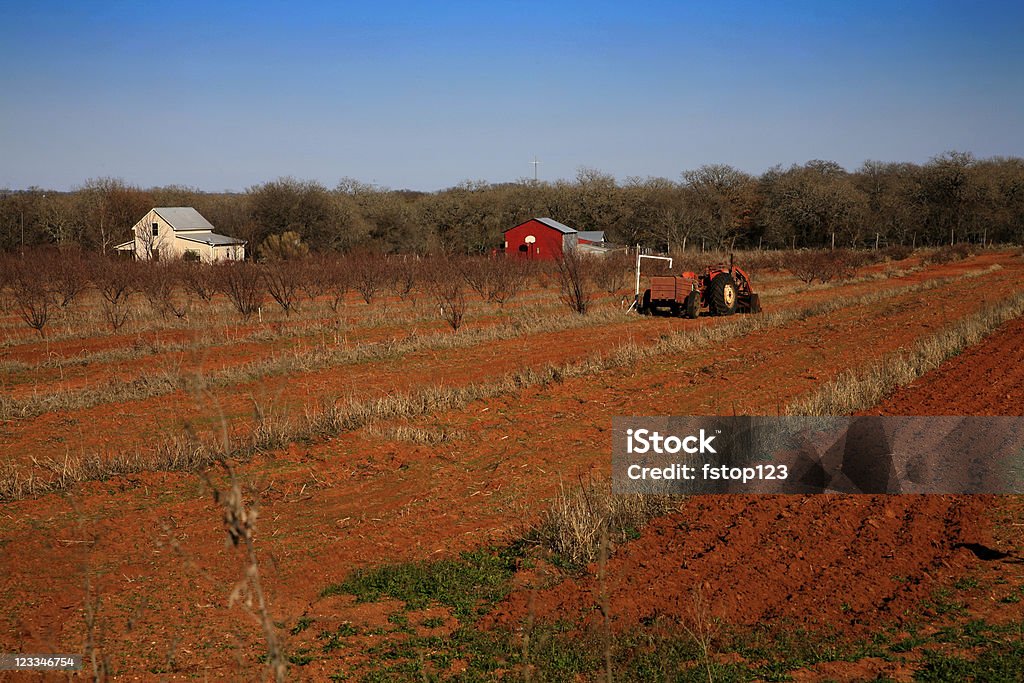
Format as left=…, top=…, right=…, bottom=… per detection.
left=1, top=0, right=1022, bottom=191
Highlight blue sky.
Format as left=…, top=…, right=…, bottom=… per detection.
left=1, top=1, right=1022, bottom=191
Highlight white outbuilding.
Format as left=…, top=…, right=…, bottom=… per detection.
left=114, top=207, right=246, bottom=262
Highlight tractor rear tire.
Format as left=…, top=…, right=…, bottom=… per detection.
left=708, top=273, right=738, bottom=316
left=640, top=289, right=652, bottom=315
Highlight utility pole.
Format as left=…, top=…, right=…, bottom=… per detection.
left=530, top=156, right=541, bottom=183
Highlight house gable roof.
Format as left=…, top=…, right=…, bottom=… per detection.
left=152, top=207, right=215, bottom=231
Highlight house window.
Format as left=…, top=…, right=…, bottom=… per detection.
left=152, top=223, right=159, bottom=237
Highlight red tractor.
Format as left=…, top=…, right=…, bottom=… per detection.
left=637, top=260, right=761, bottom=318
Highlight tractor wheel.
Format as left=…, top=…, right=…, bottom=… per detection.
left=684, top=290, right=701, bottom=319
left=708, top=273, right=738, bottom=316
left=640, top=289, right=652, bottom=315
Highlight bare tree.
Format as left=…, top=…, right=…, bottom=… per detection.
left=50, top=249, right=89, bottom=308
left=352, top=253, right=389, bottom=305
left=261, top=260, right=302, bottom=316
left=182, top=261, right=216, bottom=302
left=10, top=258, right=55, bottom=337
left=426, top=259, right=468, bottom=332
left=390, top=255, right=420, bottom=302
left=554, top=249, right=595, bottom=314
left=299, top=255, right=332, bottom=304
left=324, top=255, right=352, bottom=313
left=91, top=257, right=137, bottom=331
left=139, top=261, right=189, bottom=319
left=591, top=250, right=631, bottom=295
left=214, top=262, right=262, bottom=320
left=487, top=256, right=530, bottom=306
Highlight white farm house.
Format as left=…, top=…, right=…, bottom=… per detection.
left=114, top=207, right=246, bottom=262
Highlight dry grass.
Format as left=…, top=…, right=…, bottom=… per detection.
left=0, top=302, right=635, bottom=422
left=536, top=479, right=674, bottom=567
left=788, top=289, right=1024, bottom=415
left=364, top=424, right=466, bottom=445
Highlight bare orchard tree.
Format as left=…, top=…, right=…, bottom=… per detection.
left=459, top=256, right=491, bottom=301
left=352, top=252, right=390, bottom=305
left=487, top=256, right=530, bottom=306
left=139, top=261, right=189, bottom=320
left=213, top=262, right=262, bottom=320
left=324, top=254, right=352, bottom=313
left=426, top=259, right=468, bottom=332
left=554, top=248, right=596, bottom=314
left=90, top=257, right=138, bottom=331
left=299, top=254, right=332, bottom=304
left=9, top=257, right=56, bottom=337
left=261, top=260, right=302, bottom=316
left=49, top=248, right=89, bottom=308
left=182, top=261, right=216, bottom=302
left=389, top=255, right=420, bottom=303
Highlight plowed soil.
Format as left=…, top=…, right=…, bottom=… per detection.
left=486, top=495, right=995, bottom=633
left=866, top=315, right=1024, bottom=416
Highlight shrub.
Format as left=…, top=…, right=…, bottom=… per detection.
left=924, top=243, right=974, bottom=265
left=784, top=249, right=863, bottom=284
left=259, top=231, right=308, bottom=261
left=882, top=244, right=914, bottom=262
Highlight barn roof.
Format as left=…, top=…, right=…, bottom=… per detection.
left=505, top=217, right=577, bottom=234
left=578, top=231, right=605, bottom=243
left=153, top=207, right=215, bottom=231
left=535, top=217, right=577, bottom=234
left=178, top=233, right=247, bottom=246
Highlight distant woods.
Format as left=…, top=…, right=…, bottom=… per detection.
left=2, top=152, right=1023, bottom=255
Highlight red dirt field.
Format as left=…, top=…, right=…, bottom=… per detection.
left=865, top=314, right=1024, bottom=416
left=485, top=495, right=1001, bottom=633
left=1, top=253, right=1022, bottom=680
left=0, top=254, right=1012, bottom=476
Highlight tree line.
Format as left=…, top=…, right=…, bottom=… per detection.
left=2, top=152, right=1022, bottom=256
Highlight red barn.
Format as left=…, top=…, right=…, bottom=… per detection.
left=503, top=218, right=579, bottom=260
